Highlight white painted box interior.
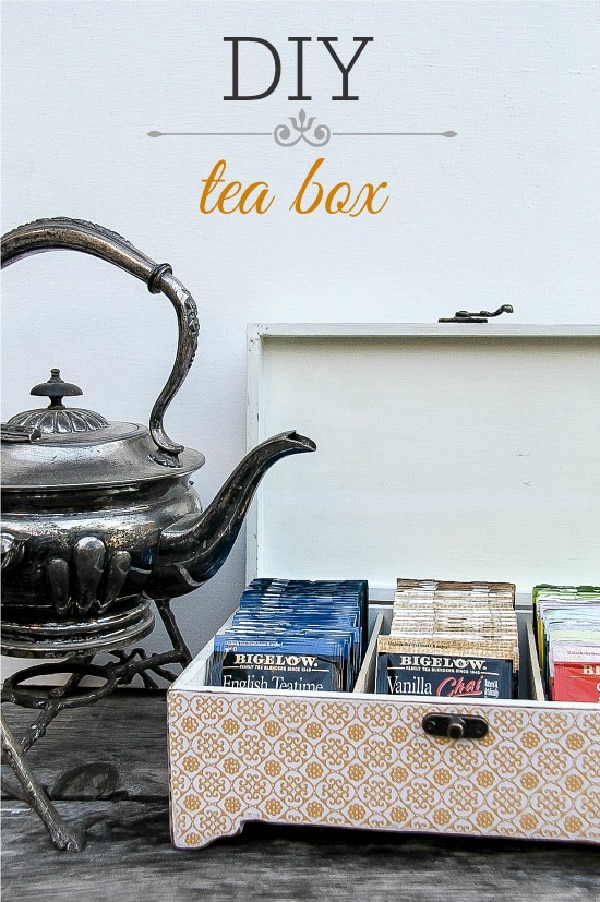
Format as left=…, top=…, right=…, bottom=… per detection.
left=246, top=325, right=599, bottom=597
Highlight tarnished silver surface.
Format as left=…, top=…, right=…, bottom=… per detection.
left=1, top=711, right=84, bottom=851
left=1, top=217, right=316, bottom=656
left=0, top=217, right=315, bottom=852
left=3, top=419, right=205, bottom=490
left=1, top=217, right=200, bottom=463
left=1, top=429, right=314, bottom=656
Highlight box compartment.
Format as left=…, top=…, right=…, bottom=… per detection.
left=168, top=609, right=599, bottom=848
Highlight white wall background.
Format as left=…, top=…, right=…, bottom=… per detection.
left=2, top=1, right=599, bottom=664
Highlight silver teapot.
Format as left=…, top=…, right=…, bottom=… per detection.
left=0, top=218, right=315, bottom=658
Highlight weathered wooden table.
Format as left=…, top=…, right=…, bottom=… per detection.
left=2, top=690, right=599, bottom=902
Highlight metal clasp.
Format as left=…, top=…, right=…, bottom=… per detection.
left=439, top=304, right=514, bottom=324
left=422, top=713, right=489, bottom=740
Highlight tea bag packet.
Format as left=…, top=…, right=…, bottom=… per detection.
left=238, top=579, right=368, bottom=645
left=541, top=607, right=600, bottom=680
left=534, top=584, right=600, bottom=700
left=207, top=578, right=368, bottom=692
left=377, top=578, right=518, bottom=698
left=550, top=641, right=600, bottom=702
left=376, top=636, right=517, bottom=699
left=533, top=584, right=600, bottom=698
left=395, top=579, right=515, bottom=606
left=227, top=616, right=362, bottom=686
left=534, top=586, right=600, bottom=651
left=209, top=633, right=351, bottom=691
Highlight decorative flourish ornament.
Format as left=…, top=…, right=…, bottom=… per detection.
left=274, top=109, right=331, bottom=147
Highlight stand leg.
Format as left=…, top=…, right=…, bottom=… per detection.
left=154, top=598, right=192, bottom=667
left=1, top=711, right=85, bottom=851
left=1, top=601, right=189, bottom=851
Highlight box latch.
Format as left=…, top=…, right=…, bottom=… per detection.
left=422, top=713, right=489, bottom=740
left=438, top=303, right=513, bottom=323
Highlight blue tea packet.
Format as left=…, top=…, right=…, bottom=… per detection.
left=209, top=633, right=351, bottom=692
left=207, top=578, right=369, bottom=692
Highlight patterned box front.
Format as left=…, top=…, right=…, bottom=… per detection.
left=168, top=689, right=600, bottom=848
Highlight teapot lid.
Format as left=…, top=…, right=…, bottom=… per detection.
left=1, top=370, right=204, bottom=491
left=6, top=369, right=110, bottom=436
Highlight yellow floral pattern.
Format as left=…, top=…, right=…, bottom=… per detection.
left=168, top=691, right=600, bottom=848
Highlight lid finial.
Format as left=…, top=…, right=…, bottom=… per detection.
left=31, top=369, right=84, bottom=409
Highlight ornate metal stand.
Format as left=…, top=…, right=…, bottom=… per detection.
left=1, top=598, right=191, bottom=851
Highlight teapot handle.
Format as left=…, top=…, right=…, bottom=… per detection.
left=1, top=217, right=199, bottom=465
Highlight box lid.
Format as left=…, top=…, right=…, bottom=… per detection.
left=246, top=324, right=600, bottom=598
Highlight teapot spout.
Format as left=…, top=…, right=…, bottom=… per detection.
left=149, top=431, right=316, bottom=599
